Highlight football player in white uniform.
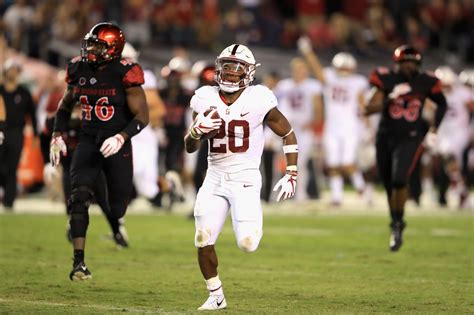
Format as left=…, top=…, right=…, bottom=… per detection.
left=274, top=57, right=322, bottom=201
left=434, top=66, right=472, bottom=208
left=184, top=44, right=298, bottom=311
left=298, top=37, right=368, bottom=205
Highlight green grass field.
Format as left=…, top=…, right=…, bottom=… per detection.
left=0, top=212, right=473, bottom=314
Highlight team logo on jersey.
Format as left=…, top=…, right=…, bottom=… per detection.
left=90, top=77, right=97, bottom=85
left=79, top=77, right=87, bottom=86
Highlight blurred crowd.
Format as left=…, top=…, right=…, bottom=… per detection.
left=1, top=0, right=474, bottom=67
left=0, top=0, right=473, bottom=213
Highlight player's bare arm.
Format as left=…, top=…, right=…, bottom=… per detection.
left=51, top=86, right=75, bottom=138
left=265, top=107, right=298, bottom=201
left=297, top=36, right=326, bottom=84
left=0, top=95, right=5, bottom=145
left=121, top=85, right=149, bottom=141
left=364, top=87, right=384, bottom=115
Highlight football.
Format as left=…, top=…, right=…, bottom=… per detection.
left=201, top=109, right=221, bottom=139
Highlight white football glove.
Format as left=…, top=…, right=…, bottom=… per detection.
left=193, top=109, right=222, bottom=136
left=273, top=173, right=297, bottom=202
left=0, top=131, right=4, bottom=145
left=388, top=83, right=412, bottom=100
left=297, top=36, right=313, bottom=54
left=424, top=130, right=438, bottom=151
left=49, top=136, right=67, bottom=167
left=100, top=134, right=125, bottom=158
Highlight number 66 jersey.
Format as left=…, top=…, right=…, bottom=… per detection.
left=190, top=85, right=277, bottom=173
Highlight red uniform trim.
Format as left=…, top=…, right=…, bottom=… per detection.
left=408, top=144, right=425, bottom=176
left=369, top=71, right=384, bottom=89
left=123, top=64, right=145, bottom=88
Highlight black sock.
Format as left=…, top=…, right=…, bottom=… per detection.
left=391, top=210, right=404, bottom=224
left=73, top=250, right=84, bottom=264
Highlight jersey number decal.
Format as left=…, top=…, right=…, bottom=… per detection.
left=209, top=119, right=249, bottom=153
left=388, top=98, right=421, bottom=122
left=79, top=96, right=115, bottom=121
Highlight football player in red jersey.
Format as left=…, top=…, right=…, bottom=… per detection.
left=50, top=23, right=149, bottom=280
left=365, top=45, right=447, bottom=251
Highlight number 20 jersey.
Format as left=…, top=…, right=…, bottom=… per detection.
left=190, top=85, right=277, bottom=173
left=65, top=57, right=145, bottom=138
left=370, top=68, right=442, bottom=137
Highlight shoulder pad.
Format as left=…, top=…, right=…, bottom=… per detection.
left=194, top=86, right=218, bottom=99
left=70, top=56, right=82, bottom=64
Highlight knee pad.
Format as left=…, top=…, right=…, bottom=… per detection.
left=195, top=228, right=212, bottom=248
left=70, top=186, right=94, bottom=211
left=238, top=235, right=260, bottom=253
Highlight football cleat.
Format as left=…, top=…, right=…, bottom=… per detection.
left=389, top=221, right=406, bottom=252
left=69, top=261, right=92, bottom=281
left=113, top=231, right=129, bottom=249
left=165, top=170, right=186, bottom=209
left=197, top=294, right=227, bottom=311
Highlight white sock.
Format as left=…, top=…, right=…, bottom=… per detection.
left=206, top=275, right=224, bottom=296
left=364, top=183, right=374, bottom=205
left=351, top=171, right=365, bottom=192
left=329, top=176, right=343, bottom=203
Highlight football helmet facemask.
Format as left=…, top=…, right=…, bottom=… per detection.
left=215, top=44, right=260, bottom=93
left=81, top=23, right=126, bottom=65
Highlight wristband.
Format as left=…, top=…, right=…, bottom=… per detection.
left=122, top=118, right=146, bottom=139
left=189, top=128, right=201, bottom=140
left=283, top=145, right=298, bottom=154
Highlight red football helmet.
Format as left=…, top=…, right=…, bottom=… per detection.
left=392, top=45, right=422, bottom=64
left=81, top=23, right=126, bottom=64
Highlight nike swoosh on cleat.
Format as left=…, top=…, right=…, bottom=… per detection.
left=216, top=298, right=224, bottom=307
left=240, top=112, right=250, bottom=117
left=81, top=266, right=87, bottom=271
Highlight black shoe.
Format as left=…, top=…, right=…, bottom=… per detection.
left=69, top=261, right=92, bottom=281
left=389, top=221, right=406, bottom=252
left=113, top=231, right=129, bottom=248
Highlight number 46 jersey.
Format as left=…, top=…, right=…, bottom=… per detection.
left=65, top=56, right=145, bottom=138
left=190, top=85, right=277, bottom=173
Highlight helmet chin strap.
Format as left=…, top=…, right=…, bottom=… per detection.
left=219, top=83, right=241, bottom=93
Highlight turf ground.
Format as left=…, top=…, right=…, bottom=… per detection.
left=0, top=203, right=473, bottom=314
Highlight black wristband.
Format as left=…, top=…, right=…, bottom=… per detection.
left=53, top=109, right=72, bottom=132
left=122, top=118, right=146, bottom=139
left=0, top=121, right=5, bottom=131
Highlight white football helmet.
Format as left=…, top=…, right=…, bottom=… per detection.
left=332, top=52, right=357, bottom=72
left=215, top=44, right=260, bottom=93
left=459, top=69, right=474, bottom=87
left=435, top=66, right=457, bottom=86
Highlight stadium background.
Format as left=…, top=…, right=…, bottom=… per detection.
left=0, top=1, right=473, bottom=314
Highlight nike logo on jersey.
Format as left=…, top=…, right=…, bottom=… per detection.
left=243, top=184, right=253, bottom=188
left=240, top=112, right=250, bottom=117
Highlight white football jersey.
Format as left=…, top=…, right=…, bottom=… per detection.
left=323, top=68, right=368, bottom=134
left=190, top=85, right=277, bottom=173
left=274, top=78, right=322, bottom=130
left=438, top=84, right=471, bottom=138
